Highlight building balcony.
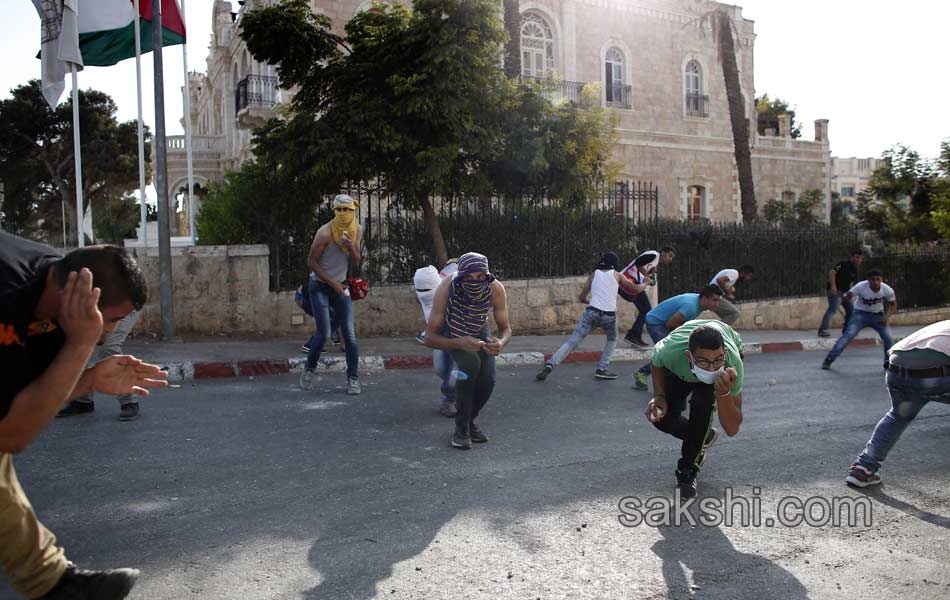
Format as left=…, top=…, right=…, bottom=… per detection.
left=521, top=75, right=587, bottom=106
left=235, top=74, right=281, bottom=129
left=685, top=93, right=709, bottom=117
left=606, top=83, right=632, bottom=109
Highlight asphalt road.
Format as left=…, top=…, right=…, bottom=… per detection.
left=3, top=347, right=949, bottom=600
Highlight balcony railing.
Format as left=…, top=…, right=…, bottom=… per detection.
left=521, top=75, right=587, bottom=105
left=685, top=93, right=709, bottom=117
left=235, top=74, right=281, bottom=114
left=606, top=83, right=632, bottom=109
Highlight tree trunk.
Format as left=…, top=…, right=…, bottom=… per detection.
left=503, top=0, right=521, bottom=78
left=420, top=191, right=448, bottom=268
left=717, top=10, right=756, bottom=222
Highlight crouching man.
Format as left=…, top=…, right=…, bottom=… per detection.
left=644, top=320, right=744, bottom=499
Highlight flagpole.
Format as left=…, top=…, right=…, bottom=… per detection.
left=179, top=0, right=196, bottom=244
left=134, top=0, right=148, bottom=248
left=70, top=66, right=84, bottom=247
left=154, top=0, right=175, bottom=337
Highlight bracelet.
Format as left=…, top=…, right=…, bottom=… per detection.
left=718, top=393, right=731, bottom=399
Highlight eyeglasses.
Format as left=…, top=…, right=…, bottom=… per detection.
left=693, top=355, right=725, bottom=369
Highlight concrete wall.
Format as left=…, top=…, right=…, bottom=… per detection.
left=131, top=244, right=949, bottom=338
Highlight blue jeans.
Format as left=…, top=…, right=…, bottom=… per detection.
left=306, top=280, right=359, bottom=378
left=855, top=370, right=950, bottom=472
left=625, top=292, right=653, bottom=341
left=819, top=290, right=854, bottom=333
left=434, top=349, right=456, bottom=402
left=548, top=308, right=618, bottom=371
left=638, top=323, right=671, bottom=375
left=824, top=309, right=893, bottom=364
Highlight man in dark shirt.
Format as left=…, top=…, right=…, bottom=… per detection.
left=818, top=250, right=863, bottom=337
left=0, top=232, right=167, bottom=600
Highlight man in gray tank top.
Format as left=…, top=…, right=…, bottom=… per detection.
left=300, top=194, right=364, bottom=394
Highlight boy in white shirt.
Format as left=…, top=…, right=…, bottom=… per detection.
left=708, top=265, right=754, bottom=325
left=822, top=269, right=896, bottom=370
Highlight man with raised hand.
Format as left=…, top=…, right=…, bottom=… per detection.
left=0, top=232, right=167, bottom=600
left=644, top=320, right=745, bottom=499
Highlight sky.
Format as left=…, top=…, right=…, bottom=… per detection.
left=1, top=0, right=948, bottom=162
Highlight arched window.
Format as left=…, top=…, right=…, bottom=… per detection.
left=605, top=47, right=625, bottom=105
left=521, top=13, right=554, bottom=78
left=684, top=60, right=707, bottom=117
left=687, top=185, right=705, bottom=221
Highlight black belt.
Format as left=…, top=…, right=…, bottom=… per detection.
left=586, top=306, right=616, bottom=316
left=885, top=362, right=950, bottom=379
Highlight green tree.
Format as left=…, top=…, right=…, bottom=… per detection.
left=762, top=197, right=791, bottom=225
left=930, top=139, right=950, bottom=238
left=829, top=191, right=850, bottom=227
left=755, top=94, right=802, bottom=138
left=860, top=144, right=939, bottom=243
left=762, top=189, right=822, bottom=226
left=0, top=80, right=148, bottom=244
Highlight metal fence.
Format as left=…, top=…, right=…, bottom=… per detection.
left=863, top=250, right=950, bottom=310
left=350, top=181, right=659, bottom=283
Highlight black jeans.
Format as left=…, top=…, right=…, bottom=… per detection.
left=449, top=348, right=496, bottom=432
left=624, top=291, right=653, bottom=340
left=652, top=371, right=716, bottom=472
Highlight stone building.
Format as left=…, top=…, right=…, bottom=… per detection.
left=831, top=156, right=882, bottom=218
left=166, top=0, right=832, bottom=233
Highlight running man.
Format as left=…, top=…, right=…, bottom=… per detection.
left=632, top=285, right=723, bottom=391
left=845, top=320, right=950, bottom=487
left=536, top=252, right=646, bottom=382
left=425, top=253, right=512, bottom=450
left=708, top=265, right=754, bottom=326
left=821, top=269, right=896, bottom=370
left=620, top=246, right=675, bottom=348
left=644, top=320, right=745, bottom=499
left=818, top=250, right=863, bottom=337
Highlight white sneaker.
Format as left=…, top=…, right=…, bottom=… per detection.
left=347, top=377, right=361, bottom=395
left=300, top=370, right=316, bottom=390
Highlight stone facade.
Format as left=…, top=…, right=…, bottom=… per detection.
left=132, top=244, right=947, bottom=338
left=831, top=156, right=884, bottom=218
left=166, top=0, right=832, bottom=230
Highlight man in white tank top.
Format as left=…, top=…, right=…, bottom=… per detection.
left=537, top=252, right=646, bottom=381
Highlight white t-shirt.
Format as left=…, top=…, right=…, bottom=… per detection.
left=890, top=320, right=950, bottom=356
left=622, top=251, right=659, bottom=284
left=849, top=280, right=896, bottom=313
left=589, top=269, right=619, bottom=312
left=710, top=269, right=739, bottom=287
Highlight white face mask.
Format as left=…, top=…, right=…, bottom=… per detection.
left=689, top=353, right=724, bottom=385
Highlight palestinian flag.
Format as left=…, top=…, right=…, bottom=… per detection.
left=78, top=0, right=186, bottom=67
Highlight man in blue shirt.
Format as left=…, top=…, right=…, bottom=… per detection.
left=633, top=285, right=723, bottom=391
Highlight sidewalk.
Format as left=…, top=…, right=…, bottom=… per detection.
left=124, top=326, right=919, bottom=382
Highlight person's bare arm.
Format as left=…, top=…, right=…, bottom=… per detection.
left=424, top=279, right=483, bottom=352
left=716, top=275, right=735, bottom=299
left=0, top=270, right=100, bottom=453
left=883, top=298, right=897, bottom=323
left=645, top=364, right=669, bottom=423
left=714, top=367, right=743, bottom=436
left=578, top=273, right=593, bottom=303
left=615, top=271, right=646, bottom=296
left=484, top=281, right=512, bottom=356
left=665, top=311, right=686, bottom=331
left=308, top=226, right=345, bottom=295
left=69, top=355, right=168, bottom=401
left=341, top=224, right=363, bottom=265
left=828, top=268, right=838, bottom=293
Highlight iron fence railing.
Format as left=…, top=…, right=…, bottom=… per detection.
left=685, top=92, right=709, bottom=117
left=234, top=74, right=280, bottom=114
left=606, top=83, right=632, bottom=109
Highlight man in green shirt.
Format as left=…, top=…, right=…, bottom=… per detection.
left=644, top=320, right=745, bottom=499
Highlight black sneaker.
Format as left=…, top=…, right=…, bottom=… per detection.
left=56, top=400, right=95, bottom=418
left=415, top=331, right=427, bottom=345
left=439, top=399, right=457, bottom=418
left=594, top=369, right=618, bottom=380
left=535, top=364, right=553, bottom=381
left=118, top=402, right=139, bottom=422
left=624, top=333, right=650, bottom=348
left=300, top=344, right=310, bottom=354
left=38, top=564, right=139, bottom=600
left=817, top=330, right=830, bottom=338
left=845, top=464, right=882, bottom=488
left=675, top=468, right=698, bottom=499
left=821, top=359, right=833, bottom=370
left=451, top=427, right=472, bottom=450
left=469, top=422, right=488, bottom=444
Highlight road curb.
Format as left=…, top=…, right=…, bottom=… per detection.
left=157, top=335, right=895, bottom=383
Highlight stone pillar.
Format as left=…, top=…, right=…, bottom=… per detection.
left=562, top=0, right=577, bottom=81
left=778, top=113, right=791, bottom=138
left=814, top=119, right=829, bottom=142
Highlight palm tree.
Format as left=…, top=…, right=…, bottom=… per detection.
left=503, top=0, right=521, bottom=78
left=688, top=5, right=756, bottom=222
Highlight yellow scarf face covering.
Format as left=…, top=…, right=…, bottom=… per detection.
left=331, top=209, right=357, bottom=249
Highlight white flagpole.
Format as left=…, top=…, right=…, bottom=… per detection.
left=70, top=66, right=84, bottom=247
left=179, top=0, right=196, bottom=244
left=134, top=0, right=148, bottom=247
